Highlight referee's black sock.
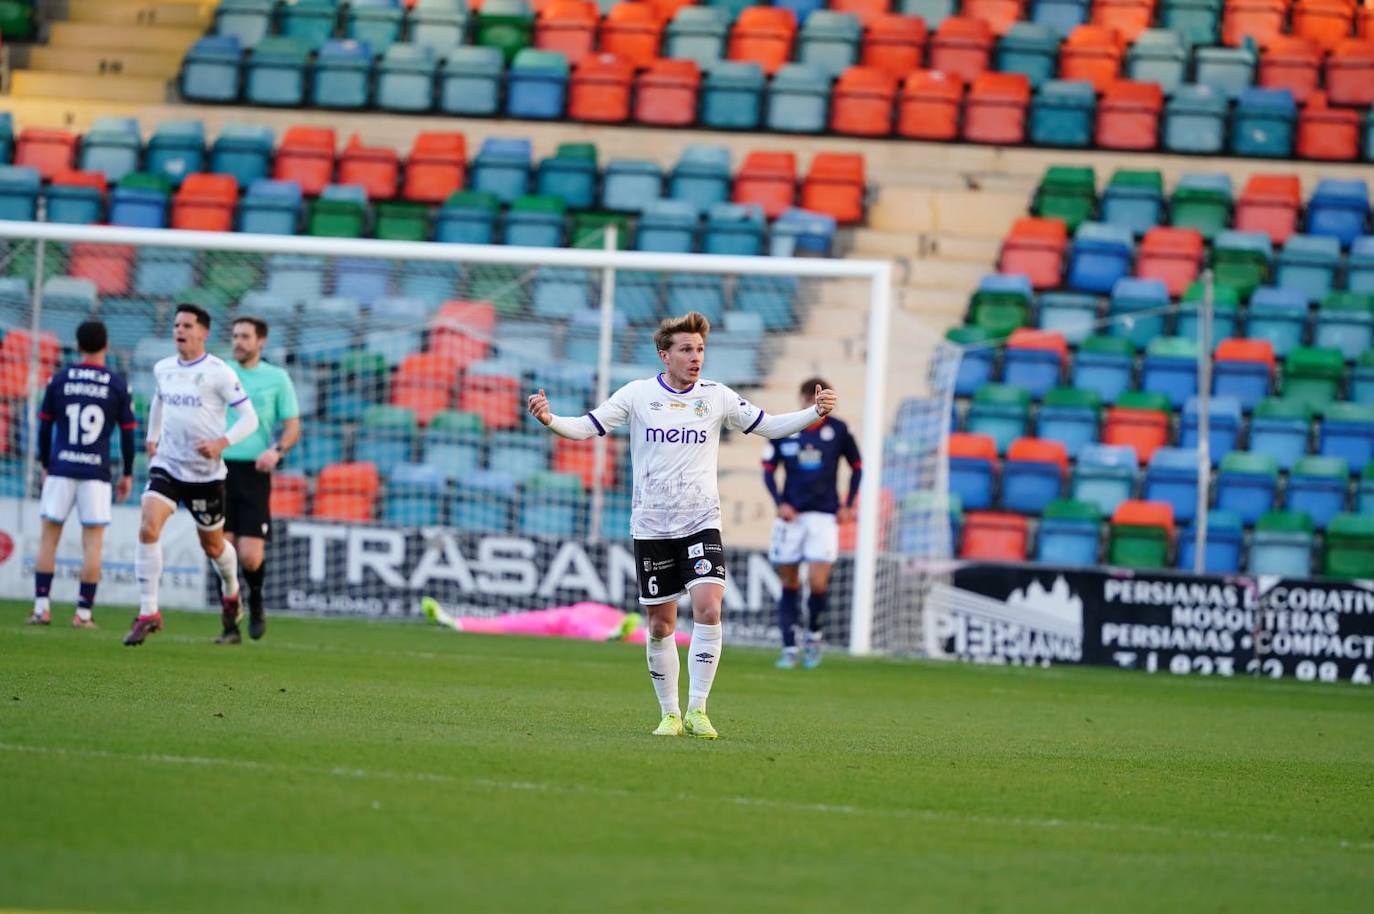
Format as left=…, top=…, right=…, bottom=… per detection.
left=244, top=564, right=266, bottom=614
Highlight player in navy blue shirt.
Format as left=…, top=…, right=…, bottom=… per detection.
left=761, top=377, right=862, bottom=669
left=28, top=321, right=135, bottom=628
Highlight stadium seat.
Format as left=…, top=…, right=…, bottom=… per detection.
left=354, top=405, right=419, bottom=476
left=239, top=180, right=302, bottom=235
left=1136, top=227, right=1202, bottom=297
left=171, top=174, right=237, bottom=232
left=895, top=70, right=964, bottom=140
left=1107, top=277, right=1169, bottom=347
left=964, top=0, right=1026, bottom=35
left=535, top=0, right=596, bottom=64
left=1326, top=39, right=1374, bottom=106
left=1071, top=442, right=1138, bottom=515
left=667, top=6, right=729, bottom=66
left=833, top=0, right=892, bottom=25
left=1103, top=391, right=1170, bottom=464
left=600, top=2, right=663, bottom=67
left=46, top=171, right=105, bottom=225
left=1142, top=446, right=1202, bottom=523
left=144, top=121, right=205, bottom=189
left=1029, top=79, right=1096, bottom=147
left=1095, top=80, right=1162, bottom=151
left=1247, top=509, right=1314, bottom=575
left=928, top=16, right=994, bottom=81
left=1236, top=174, right=1302, bottom=246
left=1072, top=335, right=1134, bottom=404
left=667, top=145, right=730, bottom=212
left=703, top=203, right=765, bottom=255
left=1276, top=235, right=1341, bottom=305
left=963, top=72, right=1031, bottom=144
left=268, top=473, right=308, bottom=519
left=1003, top=328, right=1067, bottom=400
left=1323, top=513, right=1374, bottom=577
left=503, top=194, right=566, bottom=247
left=376, top=43, right=438, bottom=112
left=1176, top=395, right=1240, bottom=467
left=78, top=118, right=141, bottom=184
left=502, top=48, right=567, bottom=119
left=997, top=22, right=1059, bottom=87
left=1292, top=0, right=1354, bottom=49
left=382, top=463, right=446, bottom=526
left=435, top=190, right=498, bottom=244
left=728, top=7, right=797, bottom=74
left=635, top=59, right=701, bottom=127
left=1192, top=41, right=1257, bottom=103
left=959, top=511, right=1029, bottom=560
left=1000, top=218, right=1067, bottom=290
left=1059, top=24, right=1121, bottom=91
left=568, top=53, right=634, bottom=123
left=1108, top=500, right=1173, bottom=569
left=1141, top=336, right=1199, bottom=409
left=408, top=0, right=468, bottom=54
left=182, top=36, right=243, bottom=103
left=1162, top=84, right=1228, bottom=154
left=966, top=383, right=1031, bottom=454
left=451, top=470, right=518, bottom=532
left=700, top=60, right=766, bottom=128
left=830, top=66, right=896, bottom=136
left=1036, top=385, right=1100, bottom=457
left=1101, top=169, right=1163, bottom=238
left=209, top=124, right=274, bottom=189
left=903, top=0, right=959, bottom=28
left=1354, top=237, right=1374, bottom=295
left=1212, top=229, right=1272, bottom=298
left=311, top=40, right=371, bottom=109
left=1160, top=0, right=1221, bottom=43
left=766, top=64, right=832, bottom=133
left=1259, top=36, right=1322, bottom=104
left=1359, top=462, right=1374, bottom=514
left=1223, top=0, right=1287, bottom=48
left=1231, top=88, right=1297, bottom=158
left=1313, top=291, right=1374, bottom=360
left=1319, top=401, right=1374, bottom=469
left=0, top=165, right=39, bottom=221
left=1352, top=350, right=1374, bottom=404
left=1068, top=222, right=1133, bottom=293
left=1287, top=455, right=1349, bottom=530
left=244, top=36, right=310, bottom=106
left=460, top=363, right=524, bottom=429
left=422, top=410, right=484, bottom=478
left=1211, top=337, right=1274, bottom=409
left=1176, top=281, right=1241, bottom=342
left=734, top=151, right=796, bottom=219
left=216, top=0, right=272, bottom=47
left=947, top=326, right=997, bottom=397
left=477, top=0, right=535, bottom=63
left=1249, top=397, right=1313, bottom=471
left=1282, top=345, right=1344, bottom=410
left=1126, top=28, right=1187, bottom=92
left=553, top=435, right=621, bottom=489
left=313, top=461, right=381, bottom=521
left=109, top=182, right=170, bottom=230
left=861, top=14, right=927, bottom=78
left=1306, top=179, right=1370, bottom=248
left=439, top=47, right=505, bottom=115
left=970, top=273, right=1033, bottom=336
left=535, top=142, right=597, bottom=210
left=274, top=127, right=335, bottom=197
left=798, top=11, right=863, bottom=75
left=470, top=137, right=532, bottom=203
left=15, top=129, right=77, bottom=180
left=337, top=137, right=400, bottom=201
left=949, top=431, right=999, bottom=510
left=1037, top=167, right=1098, bottom=229
left=307, top=184, right=367, bottom=239
left=488, top=429, right=552, bottom=482
left=1035, top=498, right=1101, bottom=565
left=800, top=153, right=865, bottom=224
left=1216, top=450, right=1279, bottom=524
left=1170, top=172, right=1232, bottom=241
left=1175, top=508, right=1243, bottom=572
left=1001, top=437, right=1067, bottom=513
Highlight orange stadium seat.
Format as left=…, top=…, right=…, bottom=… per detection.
left=1112, top=499, right=1175, bottom=536
left=599, top=2, right=663, bottom=68
left=1095, top=79, right=1162, bottom=150
left=402, top=132, right=467, bottom=204
left=171, top=173, right=238, bottom=231
left=801, top=152, right=865, bottom=223
left=963, top=0, right=1026, bottom=36
left=959, top=511, right=1029, bottom=560
left=391, top=352, right=459, bottom=424
left=928, top=16, right=994, bottom=81
left=68, top=243, right=133, bottom=296
left=728, top=7, right=797, bottom=75
left=458, top=369, right=523, bottom=428
left=568, top=53, right=635, bottom=122
left=313, top=462, right=380, bottom=521
left=1216, top=336, right=1276, bottom=369
left=553, top=436, right=620, bottom=488
left=646, top=0, right=694, bottom=18
left=1103, top=402, right=1170, bottom=463
left=1258, top=35, right=1322, bottom=103
left=1091, top=0, right=1156, bottom=43
left=0, top=356, right=30, bottom=399
left=830, top=66, right=897, bottom=136
left=1235, top=173, right=1302, bottom=244
left=15, top=128, right=77, bottom=180
left=734, top=151, right=797, bottom=219
left=429, top=299, right=496, bottom=369
left=1292, top=0, right=1356, bottom=50
left=1222, top=0, right=1289, bottom=48
left=833, top=0, right=891, bottom=25
left=2, top=329, right=61, bottom=375
left=269, top=474, right=309, bottom=518
left=895, top=70, right=963, bottom=140
left=1325, top=39, right=1374, bottom=105
left=1136, top=226, right=1203, bottom=296
left=950, top=430, right=1001, bottom=461
left=634, top=58, right=701, bottom=126
left=1060, top=24, right=1123, bottom=91
left=860, top=14, right=926, bottom=79
left=535, top=0, right=598, bottom=64
left=999, top=217, right=1068, bottom=289
left=1360, top=2, right=1374, bottom=37
left=274, top=126, right=336, bottom=196
left=1297, top=92, right=1363, bottom=160
left=963, top=71, right=1031, bottom=144
left=338, top=135, right=401, bottom=200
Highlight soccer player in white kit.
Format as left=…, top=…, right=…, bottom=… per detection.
left=528, top=311, right=837, bottom=738
left=124, top=304, right=260, bottom=647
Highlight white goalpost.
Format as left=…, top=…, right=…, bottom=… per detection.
left=0, top=220, right=955, bottom=655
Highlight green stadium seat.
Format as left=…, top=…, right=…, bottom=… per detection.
left=1249, top=509, right=1315, bottom=575
left=1281, top=346, right=1344, bottom=410
left=375, top=201, right=430, bottom=241
left=1032, top=164, right=1096, bottom=231
left=477, top=0, right=536, bottom=63
left=1323, top=513, right=1374, bottom=578
left=1169, top=173, right=1232, bottom=241
left=1108, top=500, right=1174, bottom=569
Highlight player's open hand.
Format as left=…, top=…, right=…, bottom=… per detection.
left=813, top=384, right=837, bottom=417
left=195, top=436, right=229, bottom=459
left=527, top=388, right=552, bottom=426
left=115, top=476, right=133, bottom=503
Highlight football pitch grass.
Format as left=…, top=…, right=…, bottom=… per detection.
left=2, top=604, right=1371, bottom=914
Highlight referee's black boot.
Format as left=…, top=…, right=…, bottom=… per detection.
left=248, top=603, right=266, bottom=641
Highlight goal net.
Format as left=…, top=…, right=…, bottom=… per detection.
left=0, top=222, right=953, bottom=652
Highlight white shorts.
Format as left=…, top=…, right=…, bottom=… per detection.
left=769, top=511, right=839, bottom=565
left=39, top=476, right=113, bottom=527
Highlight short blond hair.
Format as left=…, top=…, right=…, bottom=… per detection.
left=655, top=311, right=711, bottom=354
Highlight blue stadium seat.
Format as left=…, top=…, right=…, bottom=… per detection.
left=1162, top=84, right=1227, bottom=154
left=422, top=423, right=483, bottom=479
left=1176, top=510, right=1243, bottom=573
left=347, top=0, right=405, bottom=54
left=1030, top=0, right=1089, bottom=36
left=1179, top=395, right=1240, bottom=466
left=1126, top=28, right=1187, bottom=93
left=46, top=180, right=103, bottom=225
left=1036, top=388, right=1100, bottom=458
left=439, top=47, right=505, bottom=116
left=503, top=196, right=565, bottom=247
left=1348, top=237, right=1374, bottom=294
left=1276, top=234, right=1341, bottom=304
left=336, top=257, right=391, bottom=306
left=636, top=199, right=698, bottom=253
left=145, top=121, right=206, bottom=188
left=950, top=332, right=995, bottom=397
left=411, top=0, right=470, bottom=55
left=533, top=267, right=595, bottom=318
left=949, top=437, right=998, bottom=511
left=0, top=165, right=40, bottom=221
left=215, top=0, right=273, bottom=47
left=1029, top=80, right=1095, bottom=148
left=735, top=275, right=797, bottom=329
left=1314, top=292, right=1374, bottom=361
left=1175, top=286, right=1239, bottom=343
left=79, top=117, right=141, bottom=183
left=181, top=36, right=243, bottom=103
left=376, top=43, right=437, bottom=112
left=1248, top=398, right=1310, bottom=472
left=1319, top=403, right=1374, bottom=470
left=239, top=179, right=301, bottom=235
left=1071, top=339, right=1134, bottom=404
left=244, top=36, right=310, bottom=106
left=1003, top=343, right=1062, bottom=401
left=1001, top=440, right=1066, bottom=514
left=210, top=123, right=274, bottom=188
left=666, top=273, right=725, bottom=321
left=267, top=254, right=328, bottom=301
left=383, top=461, right=446, bottom=523
left=1036, top=291, right=1097, bottom=345
left=602, top=160, right=663, bottom=213
left=998, top=23, right=1059, bottom=88
left=506, top=48, right=569, bottom=119
left=770, top=208, right=836, bottom=257
left=133, top=249, right=196, bottom=297
left=488, top=431, right=550, bottom=481
left=109, top=188, right=168, bottom=229
left=451, top=470, right=518, bottom=532
left=1306, top=179, right=1369, bottom=249
left=1215, top=451, right=1279, bottom=525
left=435, top=190, right=499, bottom=243
left=1142, top=446, right=1201, bottom=523
left=519, top=472, right=585, bottom=538
left=1231, top=87, right=1296, bottom=157
left=766, top=64, right=831, bottom=134
left=470, top=137, right=532, bottom=203
left=703, top=203, right=765, bottom=256
left=313, top=40, right=373, bottom=109
left=669, top=145, right=732, bottom=211
left=1245, top=286, right=1308, bottom=358
left=701, top=61, right=765, bottom=129
left=1107, top=277, right=1169, bottom=347
left=1035, top=507, right=1100, bottom=566
left=1248, top=512, right=1314, bottom=576
left=613, top=271, right=662, bottom=323
left=1288, top=456, right=1349, bottom=530
left=1068, top=222, right=1133, bottom=293
left=1070, top=443, right=1137, bottom=516
left=536, top=150, right=597, bottom=210
left=777, top=0, right=826, bottom=24
left=1101, top=173, right=1163, bottom=238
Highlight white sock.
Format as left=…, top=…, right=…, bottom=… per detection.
left=33, top=596, right=50, bottom=615
left=75, top=607, right=93, bottom=622
left=135, top=541, right=162, bottom=617
left=211, top=540, right=240, bottom=599
left=646, top=634, right=681, bottom=717
left=687, top=622, right=723, bottom=713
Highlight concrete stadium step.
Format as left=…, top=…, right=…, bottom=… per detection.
left=9, top=70, right=170, bottom=102
left=26, top=46, right=184, bottom=79
left=897, top=286, right=969, bottom=320
left=47, top=21, right=202, bottom=53
left=67, top=0, right=211, bottom=28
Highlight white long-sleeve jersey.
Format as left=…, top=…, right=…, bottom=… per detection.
left=146, top=352, right=258, bottom=483
left=547, top=373, right=825, bottom=539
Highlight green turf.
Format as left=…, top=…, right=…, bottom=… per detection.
left=2, top=603, right=1371, bottom=914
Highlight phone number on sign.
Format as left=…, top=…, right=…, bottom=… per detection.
left=1110, top=651, right=1373, bottom=684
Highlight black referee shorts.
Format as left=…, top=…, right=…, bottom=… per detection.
left=225, top=459, right=273, bottom=540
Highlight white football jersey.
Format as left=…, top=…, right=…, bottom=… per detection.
left=149, top=353, right=249, bottom=483
left=589, top=374, right=766, bottom=539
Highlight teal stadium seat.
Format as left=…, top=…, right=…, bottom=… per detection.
left=1277, top=235, right=1342, bottom=304
left=1030, top=80, right=1096, bottom=147
left=1126, top=28, right=1187, bottom=93
left=440, top=47, right=505, bottom=115
left=997, top=22, right=1059, bottom=88
left=410, top=0, right=470, bottom=55
left=279, top=0, right=339, bottom=50
left=669, top=144, right=732, bottom=210
left=701, top=61, right=765, bottom=129
left=376, top=44, right=438, bottom=112
left=1163, top=84, right=1228, bottom=154
left=210, top=123, right=274, bottom=188
left=797, top=11, right=862, bottom=77
left=667, top=7, right=728, bottom=67
left=601, top=159, right=663, bottom=212
left=79, top=117, right=141, bottom=184
left=182, top=36, right=243, bottom=103
left=347, top=0, right=405, bottom=54
left=245, top=36, right=310, bottom=106
left=470, top=138, right=532, bottom=204
left=215, top=0, right=273, bottom=48
left=1232, top=88, right=1297, bottom=157
left=314, top=40, right=373, bottom=109
left=146, top=120, right=206, bottom=188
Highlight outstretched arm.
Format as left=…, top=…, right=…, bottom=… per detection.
left=751, top=385, right=838, bottom=440
left=528, top=388, right=599, bottom=440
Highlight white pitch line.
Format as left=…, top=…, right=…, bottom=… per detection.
left=1, top=742, right=1369, bottom=853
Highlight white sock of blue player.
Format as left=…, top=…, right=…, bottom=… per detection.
left=687, top=622, right=722, bottom=713
left=135, top=541, right=161, bottom=618
left=211, top=540, right=240, bottom=600
left=646, top=634, right=681, bottom=717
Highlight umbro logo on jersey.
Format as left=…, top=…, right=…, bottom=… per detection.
left=649, top=401, right=663, bottom=410
left=693, top=652, right=714, bottom=664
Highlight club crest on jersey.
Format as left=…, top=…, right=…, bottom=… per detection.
left=820, top=425, right=835, bottom=441
left=693, top=398, right=709, bottom=418
left=693, top=559, right=712, bottom=576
